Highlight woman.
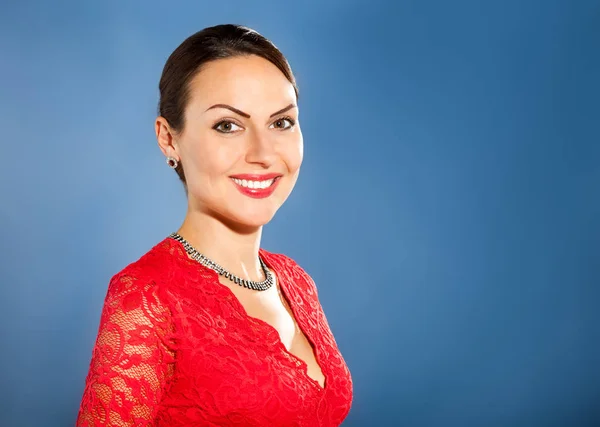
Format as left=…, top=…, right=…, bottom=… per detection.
left=77, top=24, right=353, bottom=426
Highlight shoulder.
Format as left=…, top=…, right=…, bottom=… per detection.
left=259, top=248, right=303, bottom=273
left=260, top=248, right=319, bottom=294
left=103, top=237, right=175, bottom=310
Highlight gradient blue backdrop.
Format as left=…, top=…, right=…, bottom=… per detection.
left=0, top=0, right=598, bottom=426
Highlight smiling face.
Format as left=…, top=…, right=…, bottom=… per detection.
left=160, top=54, right=303, bottom=230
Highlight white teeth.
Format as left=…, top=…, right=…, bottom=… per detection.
left=232, top=178, right=276, bottom=189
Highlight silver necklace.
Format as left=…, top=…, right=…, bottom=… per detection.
left=169, top=232, right=274, bottom=291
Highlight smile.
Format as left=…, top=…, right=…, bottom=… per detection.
left=230, top=175, right=282, bottom=199
left=231, top=177, right=276, bottom=189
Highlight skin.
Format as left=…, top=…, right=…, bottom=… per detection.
left=155, top=55, right=325, bottom=386
left=155, top=54, right=303, bottom=285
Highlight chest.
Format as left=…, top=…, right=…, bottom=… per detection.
left=159, top=263, right=353, bottom=427
left=226, top=278, right=296, bottom=344
left=219, top=276, right=326, bottom=388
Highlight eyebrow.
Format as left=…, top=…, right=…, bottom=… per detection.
left=205, top=103, right=296, bottom=118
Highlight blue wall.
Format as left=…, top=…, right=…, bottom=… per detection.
left=0, top=0, right=598, bottom=425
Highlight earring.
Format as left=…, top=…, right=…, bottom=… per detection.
left=166, top=156, right=178, bottom=169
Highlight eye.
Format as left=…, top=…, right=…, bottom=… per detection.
left=213, top=120, right=243, bottom=134
left=270, top=116, right=296, bottom=130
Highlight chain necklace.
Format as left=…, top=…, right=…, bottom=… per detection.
left=169, top=232, right=274, bottom=291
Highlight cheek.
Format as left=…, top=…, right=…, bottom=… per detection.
left=283, top=135, right=304, bottom=172
left=186, top=137, right=239, bottom=177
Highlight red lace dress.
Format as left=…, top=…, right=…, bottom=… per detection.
left=77, top=237, right=353, bottom=426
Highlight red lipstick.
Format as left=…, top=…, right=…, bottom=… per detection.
left=229, top=173, right=282, bottom=180
left=230, top=173, right=282, bottom=199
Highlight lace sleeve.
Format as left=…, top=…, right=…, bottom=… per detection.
left=77, top=273, right=175, bottom=427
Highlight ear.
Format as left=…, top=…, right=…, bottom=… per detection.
left=156, top=116, right=178, bottom=159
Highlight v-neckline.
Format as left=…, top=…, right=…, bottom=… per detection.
left=169, top=238, right=327, bottom=393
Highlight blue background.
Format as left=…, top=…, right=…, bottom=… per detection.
left=0, top=0, right=598, bottom=426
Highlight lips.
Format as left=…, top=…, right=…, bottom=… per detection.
left=229, top=173, right=282, bottom=199
left=229, top=173, right=282, bottom=181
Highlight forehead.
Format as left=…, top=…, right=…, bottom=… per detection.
left=186, top=55, right=296, bottom=114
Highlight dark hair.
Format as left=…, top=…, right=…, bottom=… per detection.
left=158, top=24, right=299, bottom=187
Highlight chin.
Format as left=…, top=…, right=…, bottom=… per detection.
left=217, top=206, right=278, bottom=233
left=237, top=210, right=277, bottom=228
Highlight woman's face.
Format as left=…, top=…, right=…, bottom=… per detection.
left=169, top=55, right=303, bottom=230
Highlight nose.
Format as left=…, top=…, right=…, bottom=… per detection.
left=244, top=128, right=277, bottom=167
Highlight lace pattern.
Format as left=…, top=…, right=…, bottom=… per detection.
left=77, top=237, right=353, bottom=426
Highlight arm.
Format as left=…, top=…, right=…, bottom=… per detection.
left=77, top=273, right=175, bottom=427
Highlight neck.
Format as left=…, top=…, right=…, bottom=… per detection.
left=176, top=207, right=265, bottom=282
